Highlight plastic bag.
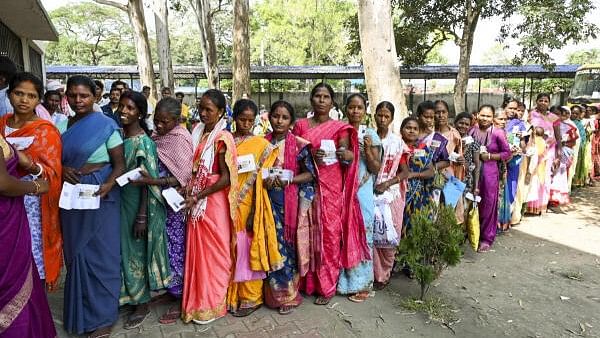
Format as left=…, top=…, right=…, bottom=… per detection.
left=466, top=201, right=480, bottom=251
left=373, top=199, right=400, bottom=248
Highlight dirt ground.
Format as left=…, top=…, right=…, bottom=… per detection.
left=49, top=186, right=600, bottom=337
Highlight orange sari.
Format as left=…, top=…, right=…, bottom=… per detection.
left=0, top=115, right=63, bottom=286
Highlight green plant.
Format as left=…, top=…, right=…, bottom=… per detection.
left=398, top=203, right=464, bottom=300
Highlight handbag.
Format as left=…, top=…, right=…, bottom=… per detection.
left=373, top=196, right=400, bottom=248
left=466, top=201, right=480, bottom=251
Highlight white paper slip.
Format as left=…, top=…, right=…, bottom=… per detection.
left=237, top=154, right=257, bottom=173
left=320, top=139, right=338, bottom=165
left=413, top=149, right=426, bottom=157
left=262, top=168, right=294, bottom=181
left=162, top=187, right=186, bottom=212
left=6, top=136, right=35, bottom=150
left=116, top=168, right=143, bottom=187
left=59, top=182, right=101, bottom=210
left=462, top=136, right=474, bottom=145
left=358, top=125, right=367, bottom=138
left=430, top=139, right=441, bottom=149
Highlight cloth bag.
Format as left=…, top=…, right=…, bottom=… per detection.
left=466, top=201, right=480, bottom=251
left=373, top=192, right=400, bottom=248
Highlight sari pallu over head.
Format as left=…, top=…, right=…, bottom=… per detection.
left=152, top=125, right=193, bottom=187
left=0, top=114, right=63, bottom=286
left=296, top=119, right=370, bottom=269
left=265, top=131, right=312, bottom=243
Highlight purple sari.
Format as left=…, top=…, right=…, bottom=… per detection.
left=0, top=146, right=56, bottom=337
left=469, top=126, right=511, bottom=246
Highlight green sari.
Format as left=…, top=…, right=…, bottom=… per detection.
left=120, top=134, right=171, bottom=305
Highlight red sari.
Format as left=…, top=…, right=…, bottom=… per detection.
left=292, top=118, right=369, bottom=298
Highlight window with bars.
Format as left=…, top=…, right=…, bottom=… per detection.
left=29, top=46, right=43, bottom=79
left=0, top=20, right=24, bottom=71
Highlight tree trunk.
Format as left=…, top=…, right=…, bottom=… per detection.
left=232, top=0, right=251, bottom=103
left=357, top=0, right=407, bottom=133
left=154, top=0, right=174, bottom=94
left=452, top=6, right=480, bottom=114
left=191, top=0, right=220, bottom=89
left=93, top=0, right=156, bottom=96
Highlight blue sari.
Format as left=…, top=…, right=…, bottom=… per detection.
left=60, top=112, right=122, bottom=334
left=338, top=128, right=380, bottom=294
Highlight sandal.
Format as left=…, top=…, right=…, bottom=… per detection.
left=124, top=310, right=150, bottom=330
left=87, top=326, right=112, bottom=338
left=478, top=243, right=491, bottom=253
left=278, top=304, right=297, bottom=315
left=348, top=291, right=369, bottom=303
left=159, top=306, right=181, bottom=325
left=232, top=304, right=261, bottom=317
left=373, top=281, right=389, bottom=291
left=314, top=296, right=332, bottom=306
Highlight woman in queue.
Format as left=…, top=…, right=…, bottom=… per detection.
left=182, top=89, right=238, bottom=325
left=118, top=91, right=171, bottom=329
left=264, top=100, right=315, bottom=314
left=227, top=99, right=282, bottom=317
left=338, top=94, right=381, bottom=301
left=525, top=94, right=561, bottom=216
left=371, top=101, right=407, bottom=291
left=469, top=105, right=511, bottom=251
left=292, top=83, right=369, bottom=305
left=59, top=75, right=125, bottom=337
left=132, top=97, right=194, bottom=324
left=0, top=133, right=54, bottom=337
left=0, top=72, right=63, bottom=291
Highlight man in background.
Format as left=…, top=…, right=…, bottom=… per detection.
left=0, top=56, right=17, bottom=116
left=102, top=87, right=121, bottom=125
left=175, top=91, right=190, bottom=129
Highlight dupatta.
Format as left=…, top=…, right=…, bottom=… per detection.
left=152, top=125, right=193, bottom=186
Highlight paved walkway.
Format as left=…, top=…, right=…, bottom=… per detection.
left=48, top=186, right=600, bottom=337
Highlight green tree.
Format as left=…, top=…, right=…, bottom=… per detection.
left=566, top=49, right=600, bottom=65
left=250, top=0, right=355, bottom=66
left=46, top=3, right=136, bottom=65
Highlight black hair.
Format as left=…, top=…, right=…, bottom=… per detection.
left=109, top=87, right=121, bottom=94
left=549, top=105, right=561, bottom=115
left=202, top=89, right=227, bottom=113
left=310, top=82, right=336, bottom=104
left=44, top=89, right=61, bottom=101
left=233, top=99, right=258, bottom=119
left=155, top=97, right=182, bottom=118
left=0, top=56, right=17, bottom=83
left=536, top=93, right=551, bottom=101
left=570, top=105, right=582, bottom=112
left=94, top=80, right=104, bottom=91
left=269, top=100, right=296, bottom=123
left=175, top=91, right=185, bottom=97
left=375, top=101, right=395, bottom=119
left=454, top=112, right=473, bottom=124
left=67, top=75, right=96, bottom=95
left=345, top=93, right=367, bottom=109
left=120, top=91, right=150, bottom=134
left=111, top=80, right=127, bottom=89
left=433, top=99, right=450, bottom=112
left=589, top=105, right=598, bottom=113
left=416, top=100, right=436, bottom=116
left=400, top=116, right=419, bottom=130
left=501, top=97, right=521, bottom=109
left=161, top=87, right=171, bottom=94
left=478, top=104, right=496, bottom=114
left=8, top=72, right=44, bottom=100
left=142, top=85, right=151, bottom=91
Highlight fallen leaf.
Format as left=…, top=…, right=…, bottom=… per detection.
left=560, top=296, right=571, bottom=301
left=519, top=300, right=524, bottom=309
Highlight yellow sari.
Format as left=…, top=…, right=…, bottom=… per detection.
left=227, top=135, right=283, bottom=311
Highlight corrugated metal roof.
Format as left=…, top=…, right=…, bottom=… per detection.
left=46, top=64, right=579, bottom=80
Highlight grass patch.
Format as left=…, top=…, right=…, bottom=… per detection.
left=400, top=296, right=459, bottom=324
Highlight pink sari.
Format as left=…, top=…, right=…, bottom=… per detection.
left=182, top=123, right=238, bottom=323
left=293, top=118, right=369, bottom=298
left=527, top=110, right=560, bottom=214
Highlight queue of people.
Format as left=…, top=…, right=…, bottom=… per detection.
left=1, top=71, right=600, bottom=338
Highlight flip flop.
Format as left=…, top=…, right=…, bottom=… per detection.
left=348, top=292, right=369, bottom=303
left=314, top=296, right=332, bottom=306
left=159, top=306, right=181, bottom=325
left=124, top=311, right=150, bottom=330
left=232, top=304, right=261, bottom=317
left=278, top=304, right=296, bottom=315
